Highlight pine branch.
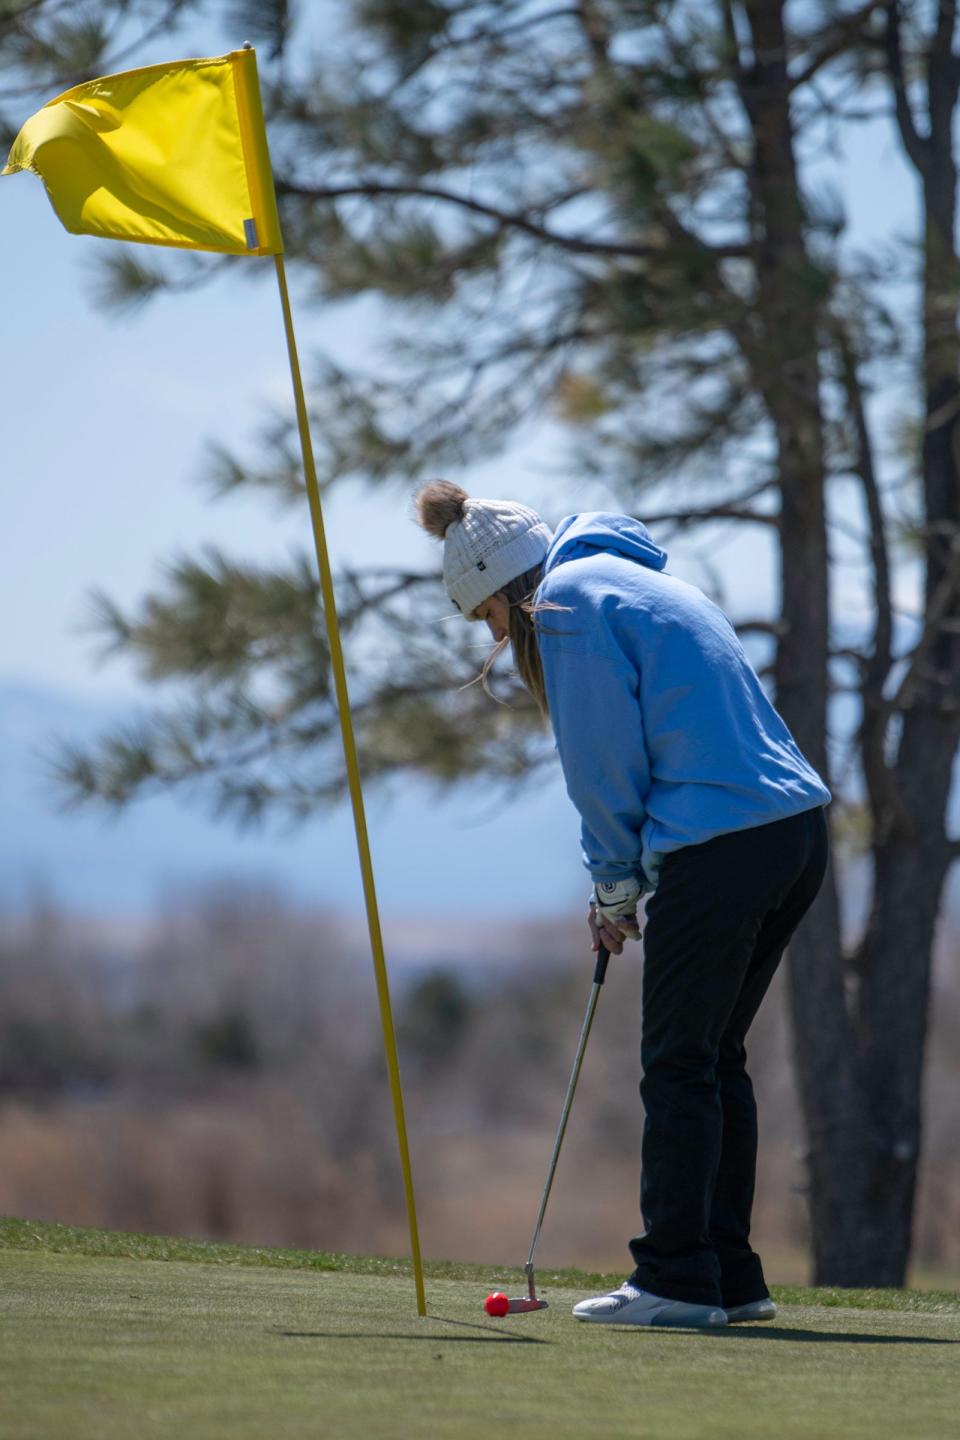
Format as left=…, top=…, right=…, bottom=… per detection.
left=0, top=2, right=199, bottom=100
left=883, top=0, right=932, bottom=178
left=52, top=542, right=558, bottom=820
left=834, top=317, right=894, bottom=682
left=275, top=177, right=751, bottom=263
left=831, top=308, right=902, bottom=838
left=887, top=537, right=960, bottom=714
left=52, top=659, right=552, bottom=822
left=789, top=0, right=886, bottom=92
left=386, top=5, right=584, bottom=87
left=88, top=251, right=229, bottom=312
left=0, top=0, right=48, bottom=36
left=736, top=618, right=788, bottom=637
left=637, top=503, right=778, bottom=529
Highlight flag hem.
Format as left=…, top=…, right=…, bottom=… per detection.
left=230, top=49, right=284, bottom=258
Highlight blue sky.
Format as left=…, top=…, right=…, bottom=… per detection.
left=0, top=18, right=924, bottom=923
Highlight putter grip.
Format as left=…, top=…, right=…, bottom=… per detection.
left=593, top=945, right=610, bottom=985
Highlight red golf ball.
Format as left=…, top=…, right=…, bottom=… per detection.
left=484, top=1291, right=510, bottom=1317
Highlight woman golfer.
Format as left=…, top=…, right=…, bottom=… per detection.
left=415, top=480, right=830, bottom=1329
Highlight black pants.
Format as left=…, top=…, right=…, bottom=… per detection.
left=628, top=805, right=829, bottom=1309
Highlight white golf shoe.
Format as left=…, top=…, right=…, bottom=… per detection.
left=724, top=1297, right=777, bottom=1323
left=572, top=1280, right=727, bottom=1328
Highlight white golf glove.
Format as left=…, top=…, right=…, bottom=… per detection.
left=591, top=876, right=643, bottom=935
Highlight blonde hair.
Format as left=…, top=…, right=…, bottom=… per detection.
left=477, top=563, right=569, bottom=718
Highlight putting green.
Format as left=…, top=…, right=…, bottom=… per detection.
left=0, top=1226, right=957, bottom=1440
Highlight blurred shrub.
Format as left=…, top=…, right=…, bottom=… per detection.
left=0, top=892, right=956, bottom=1276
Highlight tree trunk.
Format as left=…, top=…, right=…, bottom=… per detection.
left=840, top=0, right=960, bottom=1284
left=739, top=0, right=959, bottom=1284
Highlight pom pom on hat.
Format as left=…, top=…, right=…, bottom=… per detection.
left=415, top=480, right=469, bottom=539
left=413, top=479, right=552, bottom=619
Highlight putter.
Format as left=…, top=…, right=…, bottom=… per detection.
left=493, top=944, right=611, bottom=1314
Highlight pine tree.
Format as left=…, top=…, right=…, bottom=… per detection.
left=5, top=0, right=958, bottom=1285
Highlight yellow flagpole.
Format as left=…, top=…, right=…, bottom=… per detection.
left=273, top=251, right=427, bottom=1318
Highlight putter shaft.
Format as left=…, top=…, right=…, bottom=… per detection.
left=524, top=946, right=610, bottom=1298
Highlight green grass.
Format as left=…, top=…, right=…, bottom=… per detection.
left=1, top=1219, right=958, bottom=1440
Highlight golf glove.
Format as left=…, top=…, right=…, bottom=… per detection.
left=591, top=876, right=642, bottom=930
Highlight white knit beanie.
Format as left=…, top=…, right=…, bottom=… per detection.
left=415, top=481, right=553, bottom=619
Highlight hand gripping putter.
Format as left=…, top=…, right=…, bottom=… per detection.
left=486, top=944, right=611, bottom=1315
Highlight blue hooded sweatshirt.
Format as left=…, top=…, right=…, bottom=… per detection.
left=535, top=514, right=831, bottom=889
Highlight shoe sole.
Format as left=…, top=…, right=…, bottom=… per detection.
left=725, top=1302, right=777, bottom=1324
left=573, top=1307, right=727, bottom=1328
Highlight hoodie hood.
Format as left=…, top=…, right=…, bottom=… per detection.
left=543, top=513, right=668, bottom=577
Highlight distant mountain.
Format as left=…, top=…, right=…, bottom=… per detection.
left=0, top=679, right=583, bottom=921
left=5, top=680, right=954, bottom=961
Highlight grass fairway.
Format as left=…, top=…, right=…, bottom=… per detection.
left=1, top=1221, right=958, bottom=1440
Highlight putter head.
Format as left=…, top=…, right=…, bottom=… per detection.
left=511, top=1261, right=547, bottom=1311
left=505, top=1295, right=548, bottom=1313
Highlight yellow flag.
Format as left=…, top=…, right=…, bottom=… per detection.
left=3, top=48, right=283, bottom=256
